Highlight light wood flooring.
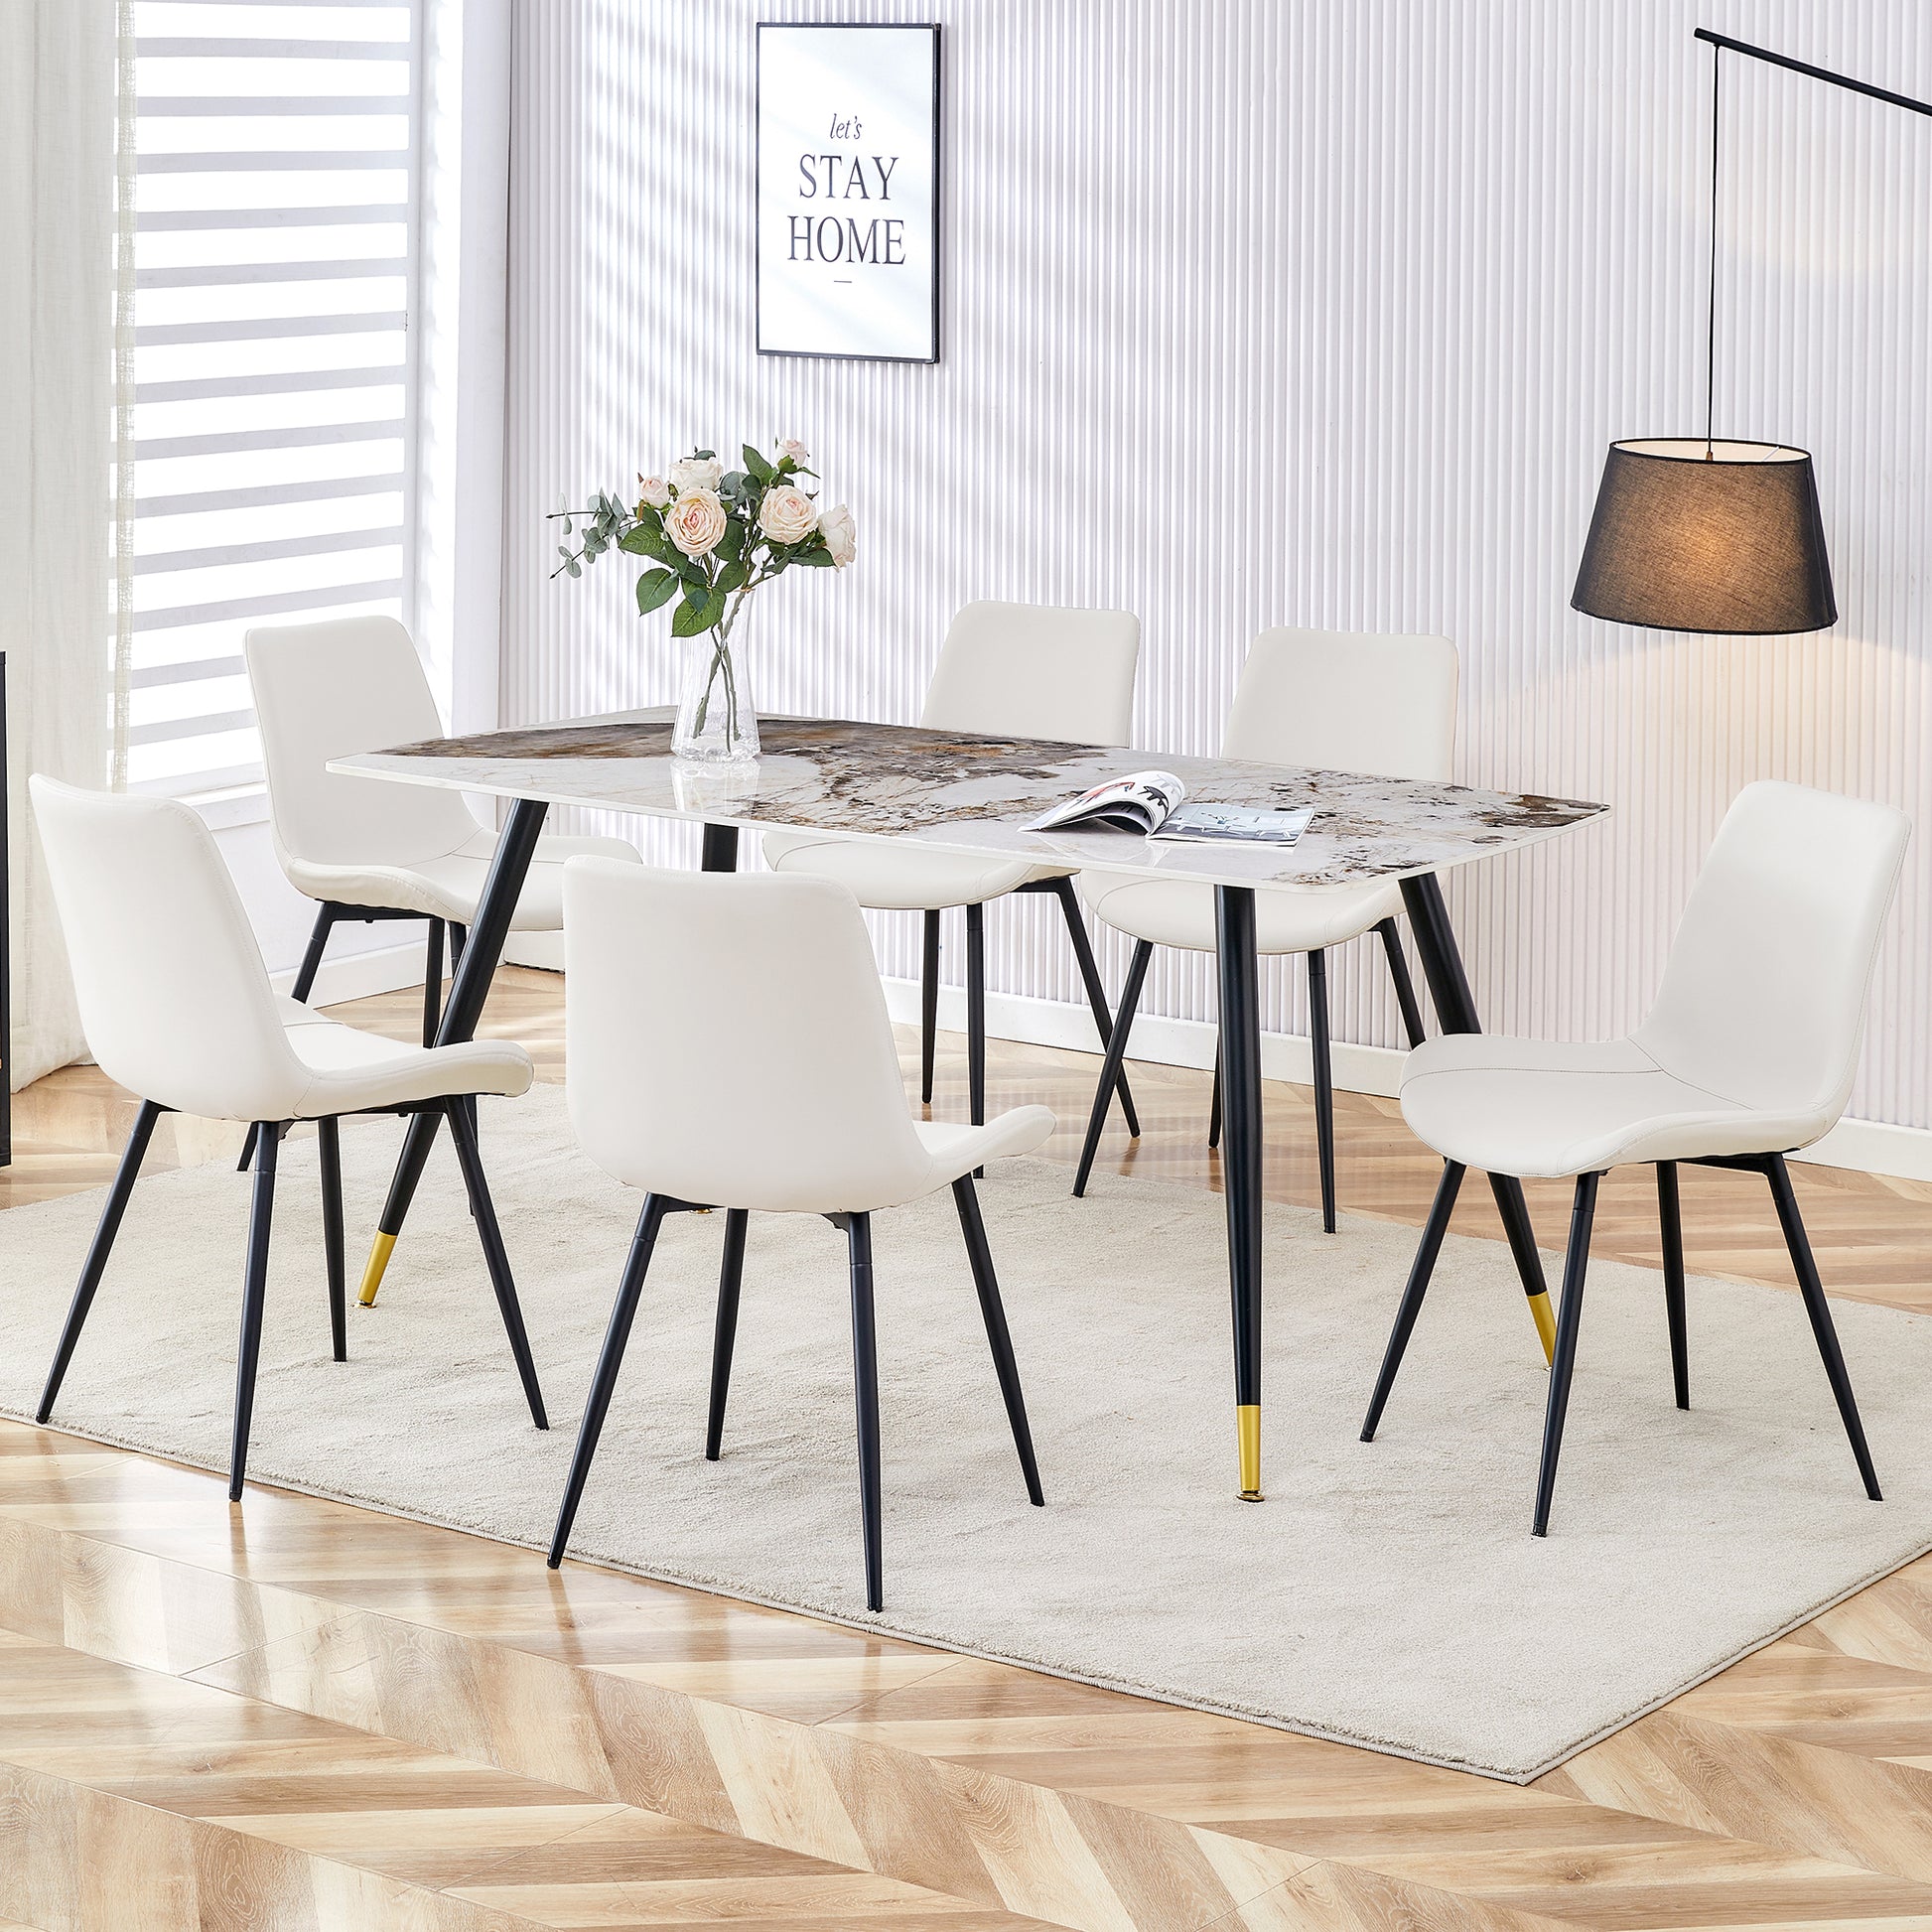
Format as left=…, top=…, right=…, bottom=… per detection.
left=5, top=965, right=1932, bottom=1930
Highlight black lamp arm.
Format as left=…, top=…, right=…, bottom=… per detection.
left=1693, top=28, right=1932, bottom=120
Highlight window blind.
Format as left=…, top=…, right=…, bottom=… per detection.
left=129, top=0, right=419, bottom=797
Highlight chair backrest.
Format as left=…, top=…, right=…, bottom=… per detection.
left=563, top=860, right=937, bottom=1213
left=1637, top=780, right=1909, bottom=1125
left=30, top=778, right=308, bottom=1122
left=246, top=614, right=482, bottom=871
left=1221, top=627, right=1458, bottom=779
left=918, top=601, right=1141, bottom=746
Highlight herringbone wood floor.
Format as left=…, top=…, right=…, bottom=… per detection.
left=6, top=964, right=1932, bottom=1931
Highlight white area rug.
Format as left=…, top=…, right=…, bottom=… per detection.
left=3, top=1084, right=1929, bottom=1782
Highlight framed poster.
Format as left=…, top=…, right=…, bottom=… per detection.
left=757, top=22, right=941, bottom=363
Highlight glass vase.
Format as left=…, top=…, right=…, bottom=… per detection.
left=672, top=594, right=759, bottom=763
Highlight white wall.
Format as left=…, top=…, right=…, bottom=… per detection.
left=499, top=0, right=1932, bottom=1134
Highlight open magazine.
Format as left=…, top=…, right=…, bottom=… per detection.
left=1026, top=769, right=1315, bottom=846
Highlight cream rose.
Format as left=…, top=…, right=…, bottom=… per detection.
left=668, top=455, right=722, bottom=494
left=665, top=486, right=727, bottom=557
left=777, top=438, right=810, bottom=464
left=758, top=483, right=818, bottom=546
left=817, top=501, right=856, bottom=569
left=636, top=475, right=671, bottom=509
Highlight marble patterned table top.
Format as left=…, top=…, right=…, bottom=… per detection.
left=333, top=714, right=1607, bottom=894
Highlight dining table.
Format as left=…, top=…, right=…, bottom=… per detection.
left=332, top=713, right=1608, bottom=1501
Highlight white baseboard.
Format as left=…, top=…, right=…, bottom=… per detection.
left=504, top=931, right=567, bottom=972
left=275, top=940, right=432, bottom=1008
left=878, top=977, right=1932, bottom=1185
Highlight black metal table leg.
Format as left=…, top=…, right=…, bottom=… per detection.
left=701, top=823, right=740, bottom=873
left=421, top=918, right=445, bottom=1048
left=965, top=902, right=987, bottom=1128
left=919, top=909, right=940, bottom=1105
left=1397, top=872, right=1554, bottom=1361
left=1215, top=885, right=1265, bottom=1501
left=357, top=798, right=550, bottom=1306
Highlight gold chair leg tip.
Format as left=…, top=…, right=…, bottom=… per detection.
left=357, top=1231, right=396, bottom=1308
left=1529, top=1290, right=1557, bottom=1364
left=1237, top=1403, right=1262, bottom=1502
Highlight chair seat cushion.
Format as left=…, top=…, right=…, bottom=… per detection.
left=277, top=997, right=534, bottom=1117
left=1399, top=1033, right=1828, bottom=1178
left=284, top=832, right=641, bottom=929
left=910, top=1108, right=1057, bottom=1191
left=1077, top=872, right=1403, bottom=954
left=762, top=829, right=1064, bottom=910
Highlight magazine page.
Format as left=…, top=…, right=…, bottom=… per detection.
left=1026, top=769, right=1186, bottom=834
left=1149, top=802, right=1316, bottom=846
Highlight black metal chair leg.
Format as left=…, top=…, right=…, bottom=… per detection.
left=1377, top=917, right=1427, bottom=1048
left=549, top=1195, right=671, bottom=1566
left=445, top=1099, right=548, bottom=1429
left=919, top=909, right=940, bottom=1106
left=1657, top=1162, right=1688, bottom=1410
left=1765, top=1155, right=1881, bottom=1500
left=448, top=922, right=467, bottom=974
left=846, top=1212, right=885, bottom=1611
left=1044, top=878, right=1140, bottom=1138
left=1072, top=940, right=1153, bottom=1197
left=422, top=918, right=445, bottom=1049
left=240, top=903, right=341, bottom=1173
left=230, top=1122, right=284, bottom=1501
left=1207, top=1049, right=1222, bottom=1151
left=1307, top=948, right=1337, bottom=1234
left=706, top=1209, right=748, bottom=1459
left=1361, top=1161, right=1464, bottom=1440
left=39, top=1099, right=164, bottom=1423
left=965, top=902, right=986, bottom=1130
left=1534, top=1172, right=1601, bottom=1536
left=319, top=1116, right=345, bottom=1363
left=952, top=1176, right=1043, bottom=1505
left=290, top=904, right=337, bottom=1005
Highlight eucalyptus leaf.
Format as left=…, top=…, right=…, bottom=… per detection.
left=566, top=559, right=582, bottom=578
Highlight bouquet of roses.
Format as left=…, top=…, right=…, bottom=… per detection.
left=549, top=438, right=854, bottom=634
left=549, top=440, right=853, bottom=759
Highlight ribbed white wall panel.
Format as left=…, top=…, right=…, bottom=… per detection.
left=503, top=0, right=1932, bottom=1130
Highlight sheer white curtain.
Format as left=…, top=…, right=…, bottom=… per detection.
left=0, top=0, right=128, bottom=1090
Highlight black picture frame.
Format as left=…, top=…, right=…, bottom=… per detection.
left=755, top=21, right=942, bottom=364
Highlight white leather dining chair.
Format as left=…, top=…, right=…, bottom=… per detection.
left=762, top=600, right=1142, bottom=1136
left=1361, top=780, right=1909, bottom=1536
left=29, top=777, right=549, bottom=1500
left=246, top=614, right=641, bottom=1040
left=548, top=859, right=1056, bottom=1611
left=1071, top=628, right=1455, bottom=1230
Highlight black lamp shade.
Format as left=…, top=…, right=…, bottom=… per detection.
left=1572, top=438, right=1837, bottom=634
